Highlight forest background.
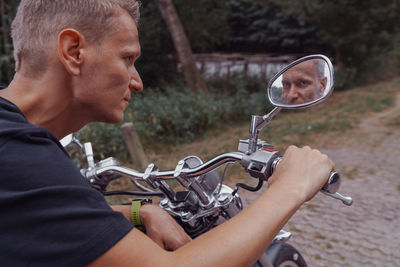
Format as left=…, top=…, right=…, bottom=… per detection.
left=0, top=0, right=399, bottom=163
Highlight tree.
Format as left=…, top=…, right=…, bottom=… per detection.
left=156, top=0, right=208, bottom=93
left=136, top=0, right=230, bottom=88
left=263, top=0, right=400, bottom=75
left=225, top=0, right=322, bottom=54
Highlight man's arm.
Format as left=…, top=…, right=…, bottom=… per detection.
left=91, top=146, right=333, bottom=266
left=112, top=204, right=191, bottom=250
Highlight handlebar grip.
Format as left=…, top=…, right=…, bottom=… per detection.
left=321, top=172, right=341, bottom=194
left=272, top=157, right=341, bottom=193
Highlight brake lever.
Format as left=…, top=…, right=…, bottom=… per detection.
left=320, top=172, right=353, bottom=206
left=320, top=190, right=353, bottom=206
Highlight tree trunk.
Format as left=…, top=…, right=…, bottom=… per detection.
left=120, top=123, right=148, bottom=171
left=157, top=0, right=208, bottom=93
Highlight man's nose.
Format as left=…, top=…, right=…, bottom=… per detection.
left=287, top=86, right=299, bottom=100
left=129, top=67, right=143, bottom=92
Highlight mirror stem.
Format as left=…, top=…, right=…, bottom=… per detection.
left=72, top=136, right=84, bottom=150
left=248, top=107, right=281, bottom=154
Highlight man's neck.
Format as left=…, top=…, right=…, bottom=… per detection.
left=0, top=71, right=88, bottom=139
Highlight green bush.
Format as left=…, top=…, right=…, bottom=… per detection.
left=360, top=37, right=400, bottom=83
left=334, top=67, right=358, bottom=91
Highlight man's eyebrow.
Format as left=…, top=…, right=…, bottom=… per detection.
left=298, top=75, right=313, bottom=81
left=121, top=47, right=141, bottom=56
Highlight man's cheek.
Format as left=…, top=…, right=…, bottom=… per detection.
left=105, top=72, right=128, bottom=88
left=303, top=89, right=313, bottom=100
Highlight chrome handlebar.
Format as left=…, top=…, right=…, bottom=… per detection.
left=84, top=152, right=244, bottom=204
left=91, top=152, right=244, bottom=180
left=85, top=150, right=352, bottom=206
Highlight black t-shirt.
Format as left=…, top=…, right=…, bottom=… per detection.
left=0, top=97, right=133, bottom=266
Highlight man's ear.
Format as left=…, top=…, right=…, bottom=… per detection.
left=58, top=29, right=86, bottom=76
left=320, top=77, right=327, bottom=93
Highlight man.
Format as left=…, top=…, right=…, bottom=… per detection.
left=0, top=0, right=334, bottom=266
left=282, top=59, right=328, bottom=105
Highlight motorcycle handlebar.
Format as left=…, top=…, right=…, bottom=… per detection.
left=92, top=152, right=244, bottom=180
left=89, top=151, right=352, bottom=206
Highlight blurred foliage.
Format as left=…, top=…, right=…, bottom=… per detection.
left=77, top=75, right=271, bottom=161
left=0, top=0, right=18, bottom=85
left=223, top=0, right=325, bottom=54
left=174, top=0, right=231, bottom=52
left=262, top=0, right=400, bottom=88
left=136, top=1, right=178, bottom=88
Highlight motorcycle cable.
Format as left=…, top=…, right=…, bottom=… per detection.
left=216, top=162, right=233, bottom=194
left=129, top=178, right=158, bottom=193
left=232, top=177, right=264, bottom=196
left=102, top=190, right=164, bottom=197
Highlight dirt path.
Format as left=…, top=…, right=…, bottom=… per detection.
left=241, top=93, right=400, bottom=266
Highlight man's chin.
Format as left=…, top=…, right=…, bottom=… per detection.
left=288, top=99, right=306, bottom=105
left=98, top=114, right=124, bottom=124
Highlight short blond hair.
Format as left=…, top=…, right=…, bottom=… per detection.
left=11, top=0, right=140, bottom=75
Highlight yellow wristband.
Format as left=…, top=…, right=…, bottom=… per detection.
left=130, top=200, right=142, bottom=226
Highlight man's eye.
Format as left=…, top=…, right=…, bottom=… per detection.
left=125, top=56, right=134, bottom=65
left=297, top=80, right=310, bottom=88
left=282, top=82, right=290, bottom=90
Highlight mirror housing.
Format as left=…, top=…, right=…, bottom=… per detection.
left=267, top=55, right=334, bottom=109
left=60, top=134, right=73, bottom=147
left=59, top=134, right=84, bottom=151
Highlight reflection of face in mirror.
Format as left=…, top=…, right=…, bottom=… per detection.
left=282, top=59, right=327, bottom=105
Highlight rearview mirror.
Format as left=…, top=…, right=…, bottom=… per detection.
left=267, top=55, right=334, bottom=109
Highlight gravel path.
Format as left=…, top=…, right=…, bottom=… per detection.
left=241, top=93, right=400, bottom=266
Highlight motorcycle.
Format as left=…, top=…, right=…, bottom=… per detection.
left=61, top=54, right=353, bottom=267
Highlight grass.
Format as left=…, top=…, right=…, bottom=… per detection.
left=382, top=113, right=400, bottom=128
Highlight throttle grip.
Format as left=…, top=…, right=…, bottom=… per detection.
left=271, top=157, right=353, bottom=206
left=272, top=157, right=339, bottom=192
left=321, top=172, right=341, bottom=194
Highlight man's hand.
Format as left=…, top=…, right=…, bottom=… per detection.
left=139, top=204, right=192, bottom=250
left=268, top=145, right=334, bottom=203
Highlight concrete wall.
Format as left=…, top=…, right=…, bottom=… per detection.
left=193, top=53, right=298, bottom=80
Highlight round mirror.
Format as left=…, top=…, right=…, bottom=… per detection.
left=267, top=55, right=334, bottom=109
left=60, top=134, right=73, bottom=147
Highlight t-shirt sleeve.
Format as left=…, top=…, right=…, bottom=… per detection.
left=0, top=130, right=133, bottom=267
